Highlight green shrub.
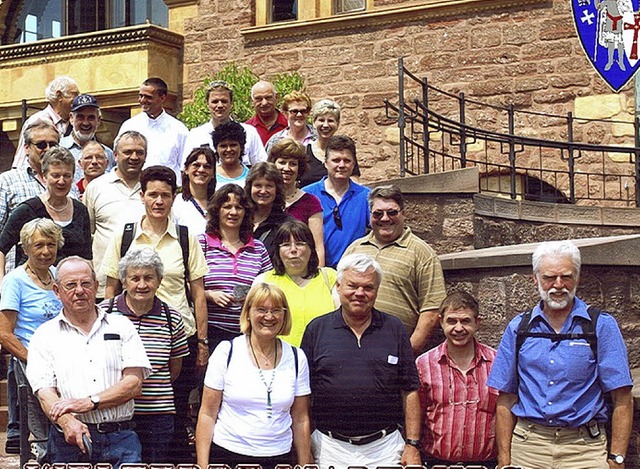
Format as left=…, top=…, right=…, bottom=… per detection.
left=179, top=63, right=305, bottom=129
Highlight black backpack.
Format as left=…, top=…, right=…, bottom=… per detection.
left=120, top=222, right=193, bottom=307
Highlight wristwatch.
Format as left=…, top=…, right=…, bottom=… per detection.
left=197, top=337, right=209, bottom=345
left=609, top=453, right=625, bottom=464
left=90, top=394, right=100, bottom=410
left=405, top=438, right=420, bottom=449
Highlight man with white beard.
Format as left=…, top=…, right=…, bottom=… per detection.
left=488, top=240, right=633, bottom=469
left=60, top=94, right=115, bottom=183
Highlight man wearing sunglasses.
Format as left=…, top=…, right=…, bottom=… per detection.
left=344, top=184, right=446, bottom=354
left=182, top=80, right=266, bottom=168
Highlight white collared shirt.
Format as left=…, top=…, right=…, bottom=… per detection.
left=182, top=120, right=267, bottom=167
left=26, top=308, right=152, bottom=424
left=117, top=110, right=189, bottom=183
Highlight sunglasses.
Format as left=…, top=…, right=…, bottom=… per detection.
left=332, top=206, right=343, bottom=230
left=207, top=80, right=232, bottom=91
left=31, top=141, right=59, bottom=150
left=371, top=209, right=401, bottom=220
left=288, top=108, right=309, bottom=115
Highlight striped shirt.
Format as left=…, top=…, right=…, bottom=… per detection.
left=344, top=227, right=446, bottom=341
left=26, top=308, right=152, bottom=424
left=416, top=339, right=498, bottom=462
left=101, top=294, right=189, bottom=414
left=0, top=166, right=46, bottom=273
left=198, top=233, right=272, bottom=332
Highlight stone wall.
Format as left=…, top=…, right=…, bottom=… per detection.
left=181, top=0, right=636, bottom=183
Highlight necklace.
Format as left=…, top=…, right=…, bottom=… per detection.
left=26, top=264, right=52, bottom=286
left=285, top=188, right=299, bottom=201
left=45, top=197, right=70, bottom=213
left=249, top=337, right=278, bottom=419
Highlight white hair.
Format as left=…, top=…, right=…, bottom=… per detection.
left=336, top=253, right=383, bottom=286
left=45, top=76, right=78, bottom=103
left=532, top=240, right=581, bottom=275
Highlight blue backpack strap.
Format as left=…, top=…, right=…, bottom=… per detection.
left=226, top=339, right=233, bottom=368
left=292, top=345, right=299, bottom=379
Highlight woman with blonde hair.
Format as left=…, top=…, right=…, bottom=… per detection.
left=196, top=282, right=312, bottom=469
left=265, top=91, right=316, bottom=154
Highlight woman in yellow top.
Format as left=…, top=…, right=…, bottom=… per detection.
left=254, top=220, right=337, bottom=346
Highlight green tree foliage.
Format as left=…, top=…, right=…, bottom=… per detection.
left=179, top=63, right=305, bottom=129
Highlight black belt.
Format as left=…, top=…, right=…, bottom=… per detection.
left=86, top=420, right=136, bottom=434
left=319, top=424, right=397, bottom=446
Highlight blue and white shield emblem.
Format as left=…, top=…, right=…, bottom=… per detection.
left=572, top=0, right=640, bottom=91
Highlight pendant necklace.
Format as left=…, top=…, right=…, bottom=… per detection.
left=249, top=337, right=277, bottom=419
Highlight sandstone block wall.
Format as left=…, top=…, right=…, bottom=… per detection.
left=182, top=0, right=636, bottom=184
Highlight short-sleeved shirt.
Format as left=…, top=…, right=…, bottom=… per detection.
left=26, top=308, right=152, bottom=424
left=487, top=297, right=633, bottom=427
left=285, top=192, right=322, bottom=225
left=204, top=335, right=310, bottom=456
left=0, top=265, right=62, bottom=348
left=101, top=294, right=189, bottom=414
left=100, top=217, right=208, bottom=337
left=303, top=178, right=370, bottom=268
left=118, top=110, right=189, bottom=183
left=416, top=339, right=498, bottom=462
left=344, top=228, right=446, bottom=336
left=83, top=170, right=144, bottom=297
left=257, top=268, right=337, bottom=347
left=198, top=233, right=272, bottom=332
left=301, top=308, right=420, bottom=436
left=183, top=120, right=267, bottom=167
left=245, top=111, right=289, bottom=146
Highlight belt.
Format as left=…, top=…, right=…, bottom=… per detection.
left=319, top=424, right=397, bottom=446
left=86, top=420, right=136, bottom=434
left=517, top=418, right=603, bottom=437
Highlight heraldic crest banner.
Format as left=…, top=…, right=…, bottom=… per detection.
left=572, top=0, right=640, bottom=91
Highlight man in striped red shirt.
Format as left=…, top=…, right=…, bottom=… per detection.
left=415, top=291, right=497, bottom=467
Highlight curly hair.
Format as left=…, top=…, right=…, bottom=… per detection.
left=205, top=184, right=254, bottom=243
left=211, top=121, right=246, bottom=163
left=245, top=162, right=286, bottom=213
left=281, top=91, right=312, bottom=112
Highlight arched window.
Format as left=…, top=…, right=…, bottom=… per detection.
left=11, top=0, right=168, bottom=43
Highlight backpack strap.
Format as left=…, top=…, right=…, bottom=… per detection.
left=120, top=223, right=136, bottom=258
left=161, top=301, right=174, bottom=337
left=292, top=345, right=299, bottom=379
left=177, top=224, right=193, bottom=307
left=226, top=339, right=234, bottom=368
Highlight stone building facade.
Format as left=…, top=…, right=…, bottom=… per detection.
left=179, top=0, right=637, bottom=183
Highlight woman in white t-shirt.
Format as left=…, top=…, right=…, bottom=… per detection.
left=195, top=282, right=313, bottom=468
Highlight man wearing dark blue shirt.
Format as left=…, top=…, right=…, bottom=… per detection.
left=488, top=240, right=633, bottom=469
left=301, top=253, right=421, bottom=469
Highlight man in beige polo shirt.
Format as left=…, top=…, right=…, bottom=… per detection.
left=344, top=184, right=446, bottom=354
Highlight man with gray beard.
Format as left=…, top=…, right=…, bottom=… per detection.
left=488, top=240, right=633, bottom=469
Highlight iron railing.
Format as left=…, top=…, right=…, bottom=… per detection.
left=384, top=58, right=640, bottom=207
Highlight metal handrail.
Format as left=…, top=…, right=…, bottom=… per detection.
left=385, top=58, right=640, bottom=207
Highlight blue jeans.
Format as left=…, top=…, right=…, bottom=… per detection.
left=47, top=424, right=142, bottom=469
left=133, top=413, right=174, bottom=463
left=6, top=358, right=20, bottom=440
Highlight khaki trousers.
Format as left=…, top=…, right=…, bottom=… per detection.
left=510, top=418, right=608, bottom=469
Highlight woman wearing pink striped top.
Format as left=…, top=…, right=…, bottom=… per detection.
left=198, top=184, right=272, bottom=352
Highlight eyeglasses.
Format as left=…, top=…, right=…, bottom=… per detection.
left=31, top=141, right=59, bottom=150
left=254, top=307, right=285, bottom=316
left=279, top=241, right=308, bottom=250
left=207, top=80, right=232, bottom=91
left=332, top=206, right=343, bottom=230
left=60, top=280, right=95, bottom=292
left=288, top=108, right=309, bottom=115
left=371, top=209, right=401, bottom=220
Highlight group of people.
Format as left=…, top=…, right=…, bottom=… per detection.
left=0, top=74, right=633, bottom=469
